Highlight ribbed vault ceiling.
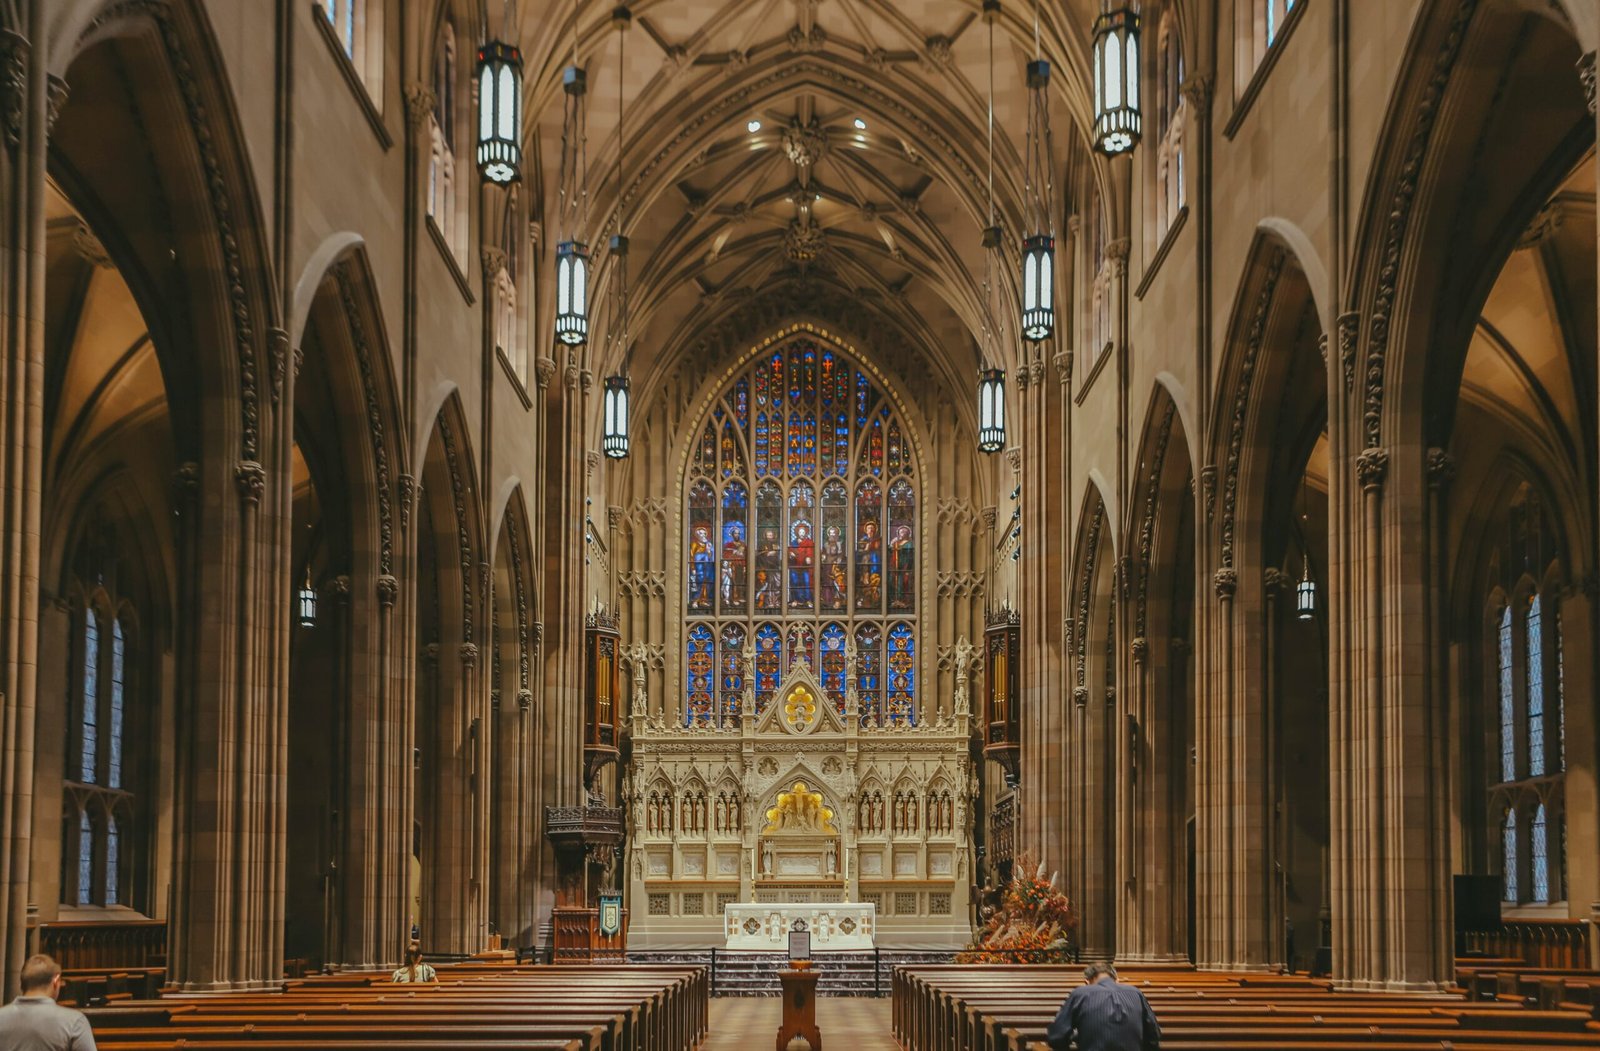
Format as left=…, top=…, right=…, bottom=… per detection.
left=518, top=0, right=1099, bottom=418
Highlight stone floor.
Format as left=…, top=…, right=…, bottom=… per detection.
left=700, top=995, right=897, bottom=1050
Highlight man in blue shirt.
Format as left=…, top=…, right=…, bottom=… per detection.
left=1045, top=962, right=1160, bottom=1051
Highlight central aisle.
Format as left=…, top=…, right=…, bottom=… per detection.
left=701, top=996, right=898, bottom=1050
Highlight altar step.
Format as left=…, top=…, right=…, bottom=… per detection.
left=626, top=948, right=956, bottom=997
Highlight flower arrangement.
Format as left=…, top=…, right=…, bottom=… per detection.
left=956, top=851, right=1077, bottom=964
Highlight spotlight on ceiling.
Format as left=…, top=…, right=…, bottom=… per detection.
left=747, top=118, right=761, bottom=133
left=853, top=117, right=867, bottom=130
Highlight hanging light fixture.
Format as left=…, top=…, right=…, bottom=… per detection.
left=554, top=1, right=590, bottom=345
left=1296, top=553, right=1316, bottom=620
left=1295, top=475, right=1316, bottom=619
left=475, top=40, right=524, bottom=183
left=1021, top=0, right=1055, bottom=342
left=297, top=568, right=317, bottom=628
left=976, top=1, right=1006, bottom=454
left=601, top=7, right=633, bottom=459
left=1091, top=4, right=1142, bottom=155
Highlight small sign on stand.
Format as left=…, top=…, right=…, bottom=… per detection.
left=787, top=917, right=811, bottom=961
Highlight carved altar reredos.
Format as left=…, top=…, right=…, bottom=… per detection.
left=626, top=662, right=975, bottom=948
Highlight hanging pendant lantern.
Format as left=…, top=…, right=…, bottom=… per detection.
left=1296, top=554, right=1316, bottom=620
left=475, top=41, right=524, bottom=183
left=602, top=373, right=630, bottom=458
left=1022, top=53, right=1055, bottom=343
left=1091, top=6, right=1142, bottom=155
left=555, top=240, right=589, bottom=345
left=978, top=368, right=1006, bottom=453
left=297, top=569, right=318, bottom=628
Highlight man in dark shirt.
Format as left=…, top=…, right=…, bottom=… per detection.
left=1045, top=962, right=1160, bottom=1051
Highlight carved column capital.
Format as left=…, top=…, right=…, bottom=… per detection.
left=234, top=461, right=266, bottom=504
left=376, top=574, right=399, bottom=607
left=329, top=574, right=352, bottom=601
left=518, top=688, right=534, bottom=712
left=535, top=357, right=558, bottom=388
left=0, top=31, right=28, bottom=149
left=480, top=246, right=509, bottom=277
left=1073, top=685, right=1089, bottom=709
left=45, top=74, right=68, bottom=132
left=171, top=462, right=201, bottom=509
left=459, top=641, right=479, bottom=669
left=1200, top=466, right=1217, bottom=520
left=1426, top=447, right=1456, bottom=490
left=422, top=642, right=441, bottom=665
left=1129, top=636, right=1148, bottom=664
left=1180, top=73, right=1214, bottom=112
left=1262, top=567, right=1286, bottom=594
left=1336, top=311, right=1360, bottom=393
left=1052, top=351, right=1071, bottom=384
left=1212, top=567, right=1237, bottom=600
left=1357, top=447, right=1389, bottom=492
left=404, top=82, right=437, bottom=127
left=980, top=506, right=998, bottom=531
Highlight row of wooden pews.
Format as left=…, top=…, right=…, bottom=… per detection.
left=79, top=962, right=707, bottom=1051
left=1459, top=958, right=1600, bottom=1017
left=893, top=963, right=1600, bottom=1051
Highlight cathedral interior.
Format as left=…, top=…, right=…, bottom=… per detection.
left=1, top=0, right=1598, bottom=1014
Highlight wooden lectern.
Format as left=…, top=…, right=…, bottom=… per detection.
left=776, top=965, right=821, bottom=1050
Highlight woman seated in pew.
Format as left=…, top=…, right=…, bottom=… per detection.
left=390, top=947, right=438, bottom=985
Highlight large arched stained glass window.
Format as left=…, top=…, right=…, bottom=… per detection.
left=684, top=339, right=918, bottom=725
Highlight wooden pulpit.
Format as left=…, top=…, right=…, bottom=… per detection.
left=776, top=965, right=821, bottom=1050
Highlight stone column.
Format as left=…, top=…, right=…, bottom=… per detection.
left=0, top=17, right=50, bottom=999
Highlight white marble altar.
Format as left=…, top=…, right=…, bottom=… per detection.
left=723, top=902, right=877, bottom=950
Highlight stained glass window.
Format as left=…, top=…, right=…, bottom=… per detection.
left=109, top=619, right=125, bottom=790
left=1531, top=803, right=1549, bottom=903
left=105, top=816, right=120, bottom=906
left=77, top=811, right=94, bottom=906
left=754, top=624, right=781, bottom=714
left=1502, top=808, right=1518, bottom=902
left=1555, top=608, right=1565, bottom=770
left=1498, top=605, right=1514, bottom=782
left=720, top=483, right=748, bottom=612
left=856, top=623, right=882, bottom=725
left=684, top=339, right=918, bottom=724
left=820, top=624, right=847, bottom=712
left=885, top=623, right=915, bottom=726
left=719, top=624, right=746, bottom=719
left=1527, top=595, right=1544, bottom=777
left=686, top=625, right=715, bottom=726
left=81, top=609, right=99, bottom=784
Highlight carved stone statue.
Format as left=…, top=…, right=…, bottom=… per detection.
left=623, top=640, right=651, bottom=717
left=952, top=635, right=976, bottom=716
left=761, top=840, right=774, bottom=876
left=825, top=841, right=838, bottom=876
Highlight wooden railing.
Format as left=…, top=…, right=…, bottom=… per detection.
left=35, top=919, right=166, bottom=970
left=1462, top=919, right=1591, bottom=969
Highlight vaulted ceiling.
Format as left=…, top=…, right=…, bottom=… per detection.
left=518, top=0, right=1101, bottom=417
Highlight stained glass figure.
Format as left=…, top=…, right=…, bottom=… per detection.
left=855, top=369, right=871, bottom=427
left=786, top=623, right=815, bottom=674
left=688, top=482, right=716, bottom=613
left=755, top=481, right=783, bottom=610
left=855, top=480, right=883, bottom=611
left=855, top=623, right=882, bottom=725
left=802, top=413, right=817, bottom=474
left=788, top=482, right=815, bottom=609
left=820, top=623, right=848, bottom=712
left=819, top=480, right=848, bottom=611
left=686, top=625, right=715, bottom=726
left=885, top=622, right=915, bottom=725
left=788, top=414, right=805, bottom=477
left=887, top=479, right=915, bottom=612
left=887, top=418, right=907, bottom=475
left=719, top=624, right=746, bottom=720
left=720, top=483, right=748, bottom=612
left=754, top=624, right=781, bottom=713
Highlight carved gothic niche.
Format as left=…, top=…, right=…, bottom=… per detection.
left=983, top=604, right=1021, bottom=786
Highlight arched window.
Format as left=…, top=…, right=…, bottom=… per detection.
left=65, top=595, right=137, bottom=909
left=683, top=340, right=918, bottom=725
left=429, top=21, right=464, bottom=262
left=1152, top=6, right=1186, bottom=241
left=1531, top=803, right=1549, bottom=904
left=324, top=0, right=358, bottom=58
left=1526, top=594, right=1544, bottom=776
left=1497, top=603, right=1515, bottom=782
left=1501, top=808, right=1518, bottom=903
left=1237, top=0, right=1297, bottom=89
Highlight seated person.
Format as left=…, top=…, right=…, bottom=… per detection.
left=390, top=947, right=438, bottom=984
left=1046, top=962, right=1160, bottom=1051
